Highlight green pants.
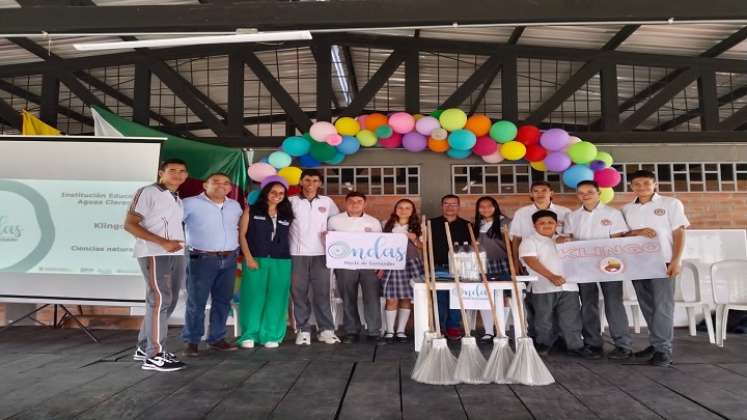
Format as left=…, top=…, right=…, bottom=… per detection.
left=238, top=257, right=292, bottom=344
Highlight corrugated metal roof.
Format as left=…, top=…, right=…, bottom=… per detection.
left=0, top=0, right=18, bottom=8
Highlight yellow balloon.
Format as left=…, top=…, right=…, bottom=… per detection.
left=600, top=187, right=615, bottom=204
left=356, top=129, right=378, bottom=147
left=439, top=108, right=468, bottom=131
left=413, top=113, right=424, bottom=121
left=334, top=117, right=360, bottom=136
left=500, top=141, right=527, bottom=161
left=278, top=166, right=303, bottom=186
left=530, top=160, right=547, bottom=172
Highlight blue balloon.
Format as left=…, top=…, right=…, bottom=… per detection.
left=447, top=148, right=472, bottom=160
left=298, top=154, right=320, bottom=168
left=259, top=157, right=269, bottom=164
left=562, top=164, right=595, bottom=189
left=282, top=136, right=311, bottom=157
left=337, top=136, right=360, bottom=155
left=247, top=190, right=260, bottom=205
left=447, top=129, right=477, bottom=151
left=324, top=151, right=345, bottom=165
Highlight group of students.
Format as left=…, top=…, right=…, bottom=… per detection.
left=124, top=158, right=687, bottom=372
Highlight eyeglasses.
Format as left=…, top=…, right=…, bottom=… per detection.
left=442, top=203, right=459, bottom=207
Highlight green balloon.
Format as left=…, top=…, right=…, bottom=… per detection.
left=302, top=132, right=314, bottom=142
left=430, top=109, right=444, bottom=119
left=489, top=120, right=517, bottom=143
left=375, top=125, right=393, bottom=139
left=309, top=141, right=337, bottom=162
left=595, top=151, right=614, bottom=167
left=567, top=141, right=598, bottom=164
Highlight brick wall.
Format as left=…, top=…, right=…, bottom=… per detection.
left=2, top=192, right=744, bottom=327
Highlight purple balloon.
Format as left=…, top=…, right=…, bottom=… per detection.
left=540, top=128, right=570, bottom=151
left=402, top=132, right=427, bottom=152
left=260, top=175, right=289, bottom=190
left=544, top=152, right=572, bottom=172
left=589, top=160, right=607, bottom=171
left=415, top=116, right=441, bottom=136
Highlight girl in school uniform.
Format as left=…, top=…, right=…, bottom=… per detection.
left=379, top=199, right=424, bottom=342
left=472, top=196, right=511, bottom=342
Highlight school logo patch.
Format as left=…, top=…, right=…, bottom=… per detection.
left=654, top=208, right=666, bottom=216
left=318, top=206, right=327, bottom=213
left=600, top=219, right=612, bottom=226
left=364, top=227, right=373, bottom=232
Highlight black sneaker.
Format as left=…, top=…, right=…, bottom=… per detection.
left=650, top=351, right=672, bottom=367
left=133, top=347, right=147, bottom=361
left=568, top=347, right=601, bottom=360
left=607, top=347, right=633, bottom=360
left=342, top=334, right=359, bottom=344
left=182, top=343, right=199, bottom=358
left=586, top=345, right=604, bottom=359
left=366, top=335, right=384, bottom=344
left=383, top=332, right=394, bottom=343
left=142, top=353, right=185, bottom=372
left=535, top=343, right=551, bottom=356
left=634, top=346, right=656, bottom=360
left=395, top=332, right=408, bottom=343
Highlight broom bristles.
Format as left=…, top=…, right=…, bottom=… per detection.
left=483, top=336, right=514, bottom=384
left=411, top=337, right=458, bottom=385
left=412, top=331, right=439, bottom=378
left=506, top=337, right=555, bottom=386
left=454, top=336, right=488, bottom=384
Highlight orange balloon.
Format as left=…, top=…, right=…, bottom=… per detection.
left=364, top=113, right=388, bottom=131
left=464, top=114, right=492, bottom=137
left=428, top=138, right=449, bottom=153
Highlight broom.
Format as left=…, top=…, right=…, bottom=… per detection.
left=503, top=226, right=555, bottom=386
left=412, top=216, right=438, bottom=378
left=467, top=225, right=514, bottom=384
left=411, top=219, right=458, bottom=385
left=445, top=222, right=488, bottom=384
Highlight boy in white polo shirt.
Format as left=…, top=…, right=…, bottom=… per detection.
left=519, top=209, right=592, bottom=358
left=562, top=180, right=632, bottom=360
left=327, top=191, right=383, bottom=343
left=623, top=170, right=689, bottom=367
left=289, top=169, right=340, bottom=346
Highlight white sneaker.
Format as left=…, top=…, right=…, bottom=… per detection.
left=264, top=341, right=279, bottom=348
left=318, top=330, right=341, bottom=344
left=239, top=340, right=255, bottom=349
left=295, top=331, right=311, bottom=346
left=133, top=347, right=147, bottom=361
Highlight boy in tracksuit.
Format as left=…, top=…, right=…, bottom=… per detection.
left=562, top=180, right=632, bottom=360
left=519, top=209, right=592, bottom=358
left=623, top=170, right=689, bottom=367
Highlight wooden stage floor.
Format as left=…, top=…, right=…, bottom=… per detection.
left=1, top=326, right=746, bottom=419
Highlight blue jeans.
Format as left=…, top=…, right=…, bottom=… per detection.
left=437, top=290, right=462, bottom=330
left=182, top=251, right=237, bottom=344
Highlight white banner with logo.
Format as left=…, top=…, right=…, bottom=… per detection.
left=450, top=283, right=495, bottom=310
left=325, top=231, right=408, bottom=270
left=557, top=236, right=667, bottom=283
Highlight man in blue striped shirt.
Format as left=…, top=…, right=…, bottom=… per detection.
left=181, top=173, right=243, bottom=356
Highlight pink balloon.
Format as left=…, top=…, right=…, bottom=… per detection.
left=594, top=167, right=621, bottom=188
left=309, top=121, right=337, bottom=142
left=326, top=133, right=343, bottom=146
left=388, top=112, right=416, bottom=134
left=357, top=115, right=368, bottom=129
left=415, top=116, right=441, bottom=136
left=544, top=152, right=571, bottom=172
left=247, top=162, right=277, bottom=182
left=379, top=132, right=402, bottom=149
left=472, top=135, right=498, bottom=156
left=402, top=132, right=427, bottom=152
left=482, top=150, right=504, bottom=164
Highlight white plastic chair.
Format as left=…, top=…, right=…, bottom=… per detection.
left=674, top=259, right=715, bottom=344
left=711, top=259, right=747, bottom=347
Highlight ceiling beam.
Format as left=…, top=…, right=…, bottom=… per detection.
left=341, top=45, right=359, bottom=97
left=0, top=79, right=93, bottom=126
left=310, top=41, right=336, bottom=122
left=655, top=85, right=747, bottom=131
left=405, top=49, right=420, bottom=114
left=0, top=97, right=21, bottom=129
left=439, top=55, right=501, bottom=109
left=719, top=104, right=747, bottom=131
left=241, top=51, right=313, bottom=131
left=619, top=67, right=699, bottom=130
left=1, top=1, right=745, bottom=33
left=339, top=49, right=406, bottom=117
left=469, top=26, right=525, bottom=116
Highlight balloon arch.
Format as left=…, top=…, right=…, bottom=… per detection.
left=246, top=109, right=620, bottom=205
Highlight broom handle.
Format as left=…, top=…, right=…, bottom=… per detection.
left=420, top=215, right=434, bottom=332
left=467, top=224, right=505, bottom=339
left=502, top=226, right=527, bottom=337
left=426, top=220, right=442, bottom=335
left=443, top=221, right=471, bottom=337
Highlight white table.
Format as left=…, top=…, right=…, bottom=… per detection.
left=412, top=277, right=536, bottom=352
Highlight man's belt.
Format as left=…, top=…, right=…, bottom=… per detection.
left=190, top=249, right=237, bottom=257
